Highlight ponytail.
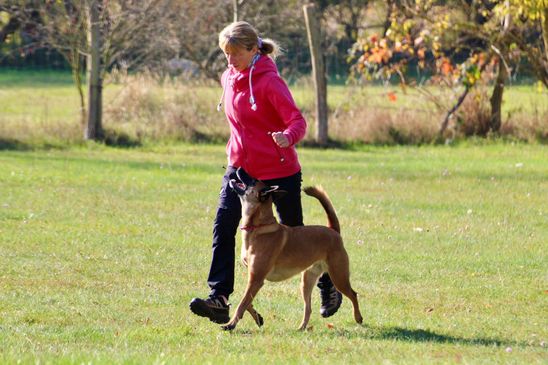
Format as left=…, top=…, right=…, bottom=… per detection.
left=258, top=38, right=283, bottom=60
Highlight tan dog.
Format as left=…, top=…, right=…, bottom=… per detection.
left=223, top=169, right=363, bottom=331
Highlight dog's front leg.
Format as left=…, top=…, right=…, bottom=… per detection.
left=246, top=303, right=264, bottom=327
left=222, top=273, right=265, bottom=331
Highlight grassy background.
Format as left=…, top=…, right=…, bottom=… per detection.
left=0, top=142, right=546, bottom=363
left=1, top=69, right=546, bottom=146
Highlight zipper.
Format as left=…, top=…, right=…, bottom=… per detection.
left=238, top=122, right=249, bottom=169
left=230, top=86, right=250, bottom=170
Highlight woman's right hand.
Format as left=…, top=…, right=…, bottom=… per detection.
left=271, top=132, right=290, bottom=148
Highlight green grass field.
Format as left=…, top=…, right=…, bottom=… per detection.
left=1, top=142, right=546, bottom=364
left=0, top=69, right=544, bottom=121
left=1, top=69, right=546, bottom=146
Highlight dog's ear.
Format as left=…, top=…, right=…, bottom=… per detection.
left=236, top=168, right=255, bottom=187
left=228, top=170, right=239, bottom=181
left=259, top=185, right=288, bottom=202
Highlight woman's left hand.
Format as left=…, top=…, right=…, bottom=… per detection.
left=271, top=132, right=290, bottom=148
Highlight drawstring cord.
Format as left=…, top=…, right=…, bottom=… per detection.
left=217, top=53, right=261, bottom=112
left=217, top=72, right=228, bottom=112
left=248, top=53, right=260, bottom=111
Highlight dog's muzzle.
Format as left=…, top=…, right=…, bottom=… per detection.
left=228, top=167, right=280, bottom=201
left=229, top=167, right=255, bottom=196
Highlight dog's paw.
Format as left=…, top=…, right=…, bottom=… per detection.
left=255, top=313, right=264, bottom=327
left=221, top=323, right=236, bottom=331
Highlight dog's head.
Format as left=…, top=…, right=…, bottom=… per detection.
left=229, top=168, right=286, bottom=214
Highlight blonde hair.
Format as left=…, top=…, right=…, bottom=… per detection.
left=218, top=21, right=282, bottom=59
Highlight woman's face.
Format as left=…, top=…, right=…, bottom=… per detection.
left=224, top=45, right=258, bottom=72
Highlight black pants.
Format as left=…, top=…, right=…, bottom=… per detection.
left=208, top=166, right=332, bottom=299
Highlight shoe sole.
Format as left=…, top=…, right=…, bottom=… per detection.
left=320, top=307, right=340, bottom=318
left=189, top=301, right=230, bottom=324
left=320, top=293, right=343, bottom=318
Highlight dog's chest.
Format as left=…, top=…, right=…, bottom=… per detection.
left=240, top=237, right=249, bottom=265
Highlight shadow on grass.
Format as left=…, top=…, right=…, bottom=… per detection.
left=330, top=325, right=526, bottom=348
left=0, top=138, right=69, bottom=151
left=0, top=133, right=142, bottom=150
left=377, top=326, right=509, bottom=346
left=0, top=138, right=33, bottom=151
left=103, top=132, right=142, bottom=148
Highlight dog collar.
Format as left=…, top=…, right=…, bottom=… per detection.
left=240, top=223, right=275, bottom=232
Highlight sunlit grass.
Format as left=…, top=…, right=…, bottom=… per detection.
left=0, top=142, right=546, bottom=364
left=1, top=69, right=546, bottom=146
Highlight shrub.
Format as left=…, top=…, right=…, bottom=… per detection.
left=104, top=74, right=227, bottom=143
left=1, top=71, right=545, bottom=146
left=455, top=87, right=492, bottom=137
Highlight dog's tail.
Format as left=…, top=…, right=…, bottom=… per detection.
left=303, top=186, right=340, bottom=233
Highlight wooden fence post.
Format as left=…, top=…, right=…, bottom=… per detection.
left=303, top=3, right=328, bottom=146
left=86, top=0, right=103, bottom=140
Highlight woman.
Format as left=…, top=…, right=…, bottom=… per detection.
left=189, top=21, right=342, bottom=324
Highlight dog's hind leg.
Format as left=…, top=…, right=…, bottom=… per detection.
left=246, top=303, right=264, bottom=327
left=326, top=248, right=363, bottom=325
left=298, top=263, right=324, bottom=331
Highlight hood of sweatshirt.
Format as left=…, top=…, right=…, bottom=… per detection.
left=217, top=54, right=278, bottom=112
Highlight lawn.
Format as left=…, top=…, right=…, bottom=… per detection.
left=1, top=70, right=544, bottom=122
left=0, top=142, right=546, bottom=364
left=1, top=69, right=546, bottom=146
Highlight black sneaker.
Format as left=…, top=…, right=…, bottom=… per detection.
left=319, top=283, right=343, bottom=318
left=189, top=295, right=230, bottom=324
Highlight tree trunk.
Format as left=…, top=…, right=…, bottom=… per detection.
left=489, top=56, right=508, bottom=133
left=438, top=87, right=470, bottom=139
left=86, top=0, right=103, bottom=140
left=233, top=0, right=239, bottom=22
left=72, top=52, right=86, bottom=127
left=383, top=0, right=394, bottom=36
left=543, top=7, right=548, bottom=65
left=438, top=54, right=491, bottom=139
left=303, top=3, right=328, bottom=146
left=489, top=2, right=510, bottom=134
left=233, top=0, right=246, bottom=23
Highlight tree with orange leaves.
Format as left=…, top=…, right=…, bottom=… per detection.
left=350, top=0, right=547, bottom=139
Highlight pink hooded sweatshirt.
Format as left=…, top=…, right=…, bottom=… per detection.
left=219, top=54, right=307, bottom=180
